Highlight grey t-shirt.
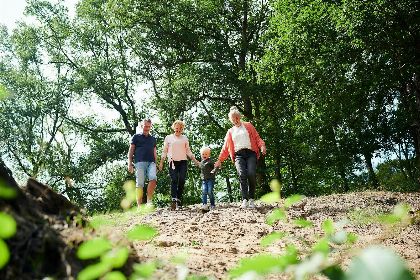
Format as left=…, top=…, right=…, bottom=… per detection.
left=200, top=158, right=217, bottom=180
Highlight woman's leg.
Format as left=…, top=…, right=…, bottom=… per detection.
left=246, top=152, right=257, bottom=199
left=168, top=161, right=179, bottom=201
left=176, top=160, right=188, bottom=205
left=234, top=153, right=249, bottom=200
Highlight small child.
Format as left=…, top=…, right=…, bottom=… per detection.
left=198, top=147, right=217, bottom=210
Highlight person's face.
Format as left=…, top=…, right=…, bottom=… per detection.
left=201, top=150, right=210, bottom=160
left=229, top=114, right=241, bottom=126
left=173, top=124, right=183, bottom=135
left=142, top=121, right=152, bottom=135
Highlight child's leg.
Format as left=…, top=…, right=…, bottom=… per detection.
left=201, top=180, right=208, bottom=205
left=208, top=179, right=215, bottom=206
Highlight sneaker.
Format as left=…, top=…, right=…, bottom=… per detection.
left=201, top=204, right=209, bottom=210
left=170, top=200, right=177, bottom=211
left=210, top=205, right=215, bottom=210
left=248, top=199, right=255, bottom=208
left=240, top=199, right=248, bottom=209
left=176, top=199, right=183, bottom=209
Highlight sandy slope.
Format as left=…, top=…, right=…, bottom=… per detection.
left=97, top=191, right=420, bottom=279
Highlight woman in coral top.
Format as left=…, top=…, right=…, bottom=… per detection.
left=214, top=107, right=266, bottom=209
left=159, top=120, right=199, bottom=210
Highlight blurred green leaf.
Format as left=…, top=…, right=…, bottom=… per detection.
left=331, top=231, right=347, bottom=245
left=132, top=261, right=157, bottom=278
left=295, top=252, right=326, bottom=280
left=127, top=224, right=157, bottom=241
left=77, top=261, right=112, bottom=280
left=260, top=232, right=286, bottom=247
left=322, top=219, right=334, bottom=235
left=0, top=180, right=17, bottom=199
left=77, top=238, right=112, bottom=260
left=101, top=247, right=129, bottom=268
left=171, top=253, right=188, bottom=265
left=346, top=246, right=414, bottom=280
left=269, top=179, right=281, bottom=193
left=322, top=265, right=346, bottom=280
left=312, top=238, right=329, bottom=255
left=0, top=212, right=17, bottom=239
left=293, top=218, right=313, bottom=228
left=103, top=271, right=126, bottom=280
left=89, top=216, right=115, bottom=230
left=284, top=194, right=305, bottom=208
left=0, top=239, right=10, bottom=269
left=229, top=254, right=285, bottom=277
left=260, top=192, right=281, bottom=203
left=346, top=232, right=358, bottom=244
left=266, top=209, right=286, bottom=225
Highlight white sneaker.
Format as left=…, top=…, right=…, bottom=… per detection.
left=240, top=199, right=248, bottom=208
left=248, top=199, right=255, bottom=208
left=201, top=204, right=209, bottom=210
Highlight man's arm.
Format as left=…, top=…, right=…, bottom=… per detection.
left=128, top=144, right=135, bottom=173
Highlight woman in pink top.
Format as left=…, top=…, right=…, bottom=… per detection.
left=159, top=120, right=199, bottom=210
left=214, top=107, right=266, bottom=209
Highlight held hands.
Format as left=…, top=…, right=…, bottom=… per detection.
left=261, top=146, right=267, bottom=156
left=214, top=160, right=221, bottom=169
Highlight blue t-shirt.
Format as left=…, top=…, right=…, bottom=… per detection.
left=131, top=133, right=157, bottom=163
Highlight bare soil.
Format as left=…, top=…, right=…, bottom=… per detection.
left=93, top=191, right=420, bottom=279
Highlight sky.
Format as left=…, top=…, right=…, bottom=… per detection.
left=0, top=0, right=78, bottom=31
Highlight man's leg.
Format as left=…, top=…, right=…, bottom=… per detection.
left=135, top=162, right=146, bottom=207
left=146, top=162, right=157, bottom=203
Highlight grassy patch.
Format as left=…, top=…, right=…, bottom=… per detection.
left=347, top=208, right=386, bottom=225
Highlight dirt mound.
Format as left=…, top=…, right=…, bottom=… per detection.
left=105, top=192, right=420, bottom=279
left=0, top=160, right=84, bottom=280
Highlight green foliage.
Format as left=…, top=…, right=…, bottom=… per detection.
left=131, top=262, right=157, bottom=279
left=230, top=245, right=298, bottom=277
left=126, top=224, right=158, bottom=241
left=101, top=247, right=130, bottom=269
left=260, top=232, right=286, bottom=247
left=0, top=213, right=17, bottom=239
left=103, top=271, right=127, bottom=280
left=77, top=261, right=112, bottom=280
left=266, top=208, right=286, bottom=225
left=0, top=180, right=17, bottom=199
left=0, top=239, right=10, bottom=269
left=77, top=238, right=113, bottom=260
left=346, top=247, right=414, bottom=280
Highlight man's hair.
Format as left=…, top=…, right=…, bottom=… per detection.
left=139, top=118, right=152, bottom=126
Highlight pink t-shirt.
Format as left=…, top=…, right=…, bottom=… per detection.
left=161, top=134, right=194, bottom=161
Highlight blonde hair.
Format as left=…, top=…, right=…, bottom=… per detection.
left=228, top=106, right=241, bottom=119
left=200, top=146, right=211, bottom=154
left=171, top=120, right=185, bottom=131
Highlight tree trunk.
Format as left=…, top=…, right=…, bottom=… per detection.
left=364, top=152, right=379, bottom=189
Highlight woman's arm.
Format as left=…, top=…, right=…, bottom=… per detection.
left=158, top=137, right=169, bottom=171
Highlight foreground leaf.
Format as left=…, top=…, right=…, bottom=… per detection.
left=346, top=246, right=414, bottom=280
left=127, top=224, right=157, bottom=241
left=0, top=212, right=17, bottom=239
left=0, top=239, right=10, bottom=269
left=77, top=238, right=112, bottom=260
left=77, top=261, right=111, bottom=280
